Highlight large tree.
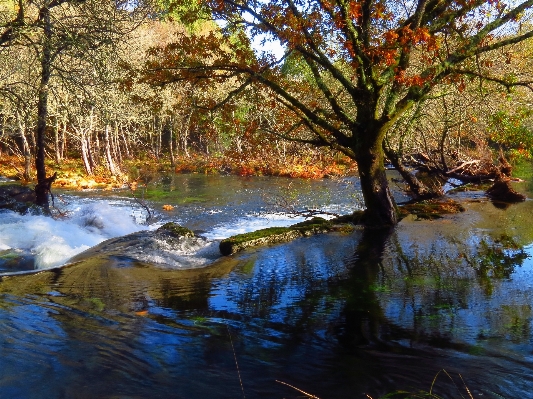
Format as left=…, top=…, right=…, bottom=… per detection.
left=145, top=0, right=533, bottom=226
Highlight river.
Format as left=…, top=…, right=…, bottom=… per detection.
left=0, top=172, right=532, bottom=398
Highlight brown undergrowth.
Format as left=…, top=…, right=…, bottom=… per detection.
left=0, top=153, right=358, bottom=191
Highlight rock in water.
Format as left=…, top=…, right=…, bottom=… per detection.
left=0, top=184, right=36, bottom=213
left=486, top=180, right=526, bottom=203
left=69, top=223, right=218, bottom=269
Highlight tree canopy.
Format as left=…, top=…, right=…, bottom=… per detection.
left=145, top=0, right=533, bottom=226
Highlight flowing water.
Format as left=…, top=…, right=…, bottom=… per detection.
left=0, top=172, right=532, bottom=398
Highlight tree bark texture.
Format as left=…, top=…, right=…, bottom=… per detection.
left=354, top=126, right=398, bottom=227
left=35, top=1, right=52, bottom=209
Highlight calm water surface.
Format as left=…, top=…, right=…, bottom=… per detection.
left=0, top=173, right=532, bottom=398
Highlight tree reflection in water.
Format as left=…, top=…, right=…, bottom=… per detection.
left=0, top=210, right=533, bottom=398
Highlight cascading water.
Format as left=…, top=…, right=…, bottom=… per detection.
left=0, top=174, right=362, bottom=273
left=0, top=201, right=148, bottom=271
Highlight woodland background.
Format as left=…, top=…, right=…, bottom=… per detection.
left=0, top=0, right=532, bottom=191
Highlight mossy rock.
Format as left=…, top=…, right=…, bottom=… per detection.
left=157, top=222, right=195, bottom=238
left=398, top=199, right=465, bottom=220
left=219, top=217, right=356, bottom=256
left=0, top=184, right=38, bottom=214
left=332, top=210, right=365, bottom=225
left=0, top=249, right=35, bottom=271
left=447, top=182, right=492, bottom=193
left=291, top=217, right=333, bottom=235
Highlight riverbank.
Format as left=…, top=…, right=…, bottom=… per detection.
left=0, top=152, right=358, bottom=190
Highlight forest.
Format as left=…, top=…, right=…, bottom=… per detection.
left=3, top=2, right=533, bottom=398
left=0, top=0, right=532, bottom=224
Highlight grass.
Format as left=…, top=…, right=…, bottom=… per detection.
left=276, top=370, right=477, bottom=399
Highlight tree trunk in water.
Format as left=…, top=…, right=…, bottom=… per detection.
left=35, top=1, right=52, bottom=209
left=384, top=146, right=442, bottom=199
left=338, top=227, right=392, bottom=348
left=354, top=130, right=398, bottom=227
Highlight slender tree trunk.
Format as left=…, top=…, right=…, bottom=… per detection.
left=92, top=130, right=99, bottom=167
left=121, top=123, right=130, bottom=159
left=158, top=118, right=162, bottom=160
left=60, top=116, right=66, bottom=159
left=113, top=121, right=122, bottom=164
left=87, top=134, right=96, bottom=170
left=0, top=113, right=5, bottom=157
left=80, top=132, right=93, bottom=175
left=354, top=124, right=398, bottom=227
left=168, top=116, right=175, bottom=166
left=181, top=113, right=191, bottom=157
left=17, top=114, right=32, bottom=181
left=54, top=116, right=62, bottom=164
left=35, top=0, right=52, bottom=209
left=84, top=111, right=96, bottom=170
left=104, top=124, right=118, bottom=175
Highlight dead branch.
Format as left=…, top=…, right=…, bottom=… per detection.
left=126, top=181, right=154, bottom=223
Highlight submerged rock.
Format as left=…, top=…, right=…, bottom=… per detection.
left=0, top=249, right=35, bottom=272
left=219, top=217, right=356, bottom=256
left=398, top=199, right=466, bottom=220
left=0, top=184, right=36, bottom=213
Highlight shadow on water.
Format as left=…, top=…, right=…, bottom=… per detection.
left=1, top=213, right=533, bottom=398
left=2, top=173, right=533, bottom=398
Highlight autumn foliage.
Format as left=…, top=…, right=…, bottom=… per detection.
left=142, top=0, right=533, bottom=226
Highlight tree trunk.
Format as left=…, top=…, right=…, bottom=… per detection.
left=121, top=123, right=130, bottom=159
left=168, top=116, right=175, bottom=166
left=17, top=114, right=32, bottom=181
left=181, top=112, right=191, bottom=157
left=54, top=116, right=62, bottom=164
left=35, top=0, right=52, bottom=209
left=338, top=227, right=392, bottom=348
left=354, top=127, right=398, bottom=227
left=60, top=116, right=66, bottom=159
left=113, top=121, right=122, bottom=165
left=104, top=124, right=118, bottom=175
left=384, top=145, right=441, bottom=199
left=81, top=133, right=93, bottom=175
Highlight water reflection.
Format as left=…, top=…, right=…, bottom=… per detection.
left=1, top=191, right=533, bottom=397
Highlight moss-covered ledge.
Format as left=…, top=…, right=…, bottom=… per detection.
left=219, top=217, right=358, bottom=256
left=218, top=199, right=466, bottom=256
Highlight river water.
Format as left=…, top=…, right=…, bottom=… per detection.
left=0, top=172, right=532, bottom=398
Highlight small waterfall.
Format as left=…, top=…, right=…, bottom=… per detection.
left=0, top=199, right=148, bottom=272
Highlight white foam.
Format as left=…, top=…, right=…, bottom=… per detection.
left=133, top=239, right=221, bottom=269
left=0, top=203, right=146, bottom=269
left=203, top=212, right=308, bottom=240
